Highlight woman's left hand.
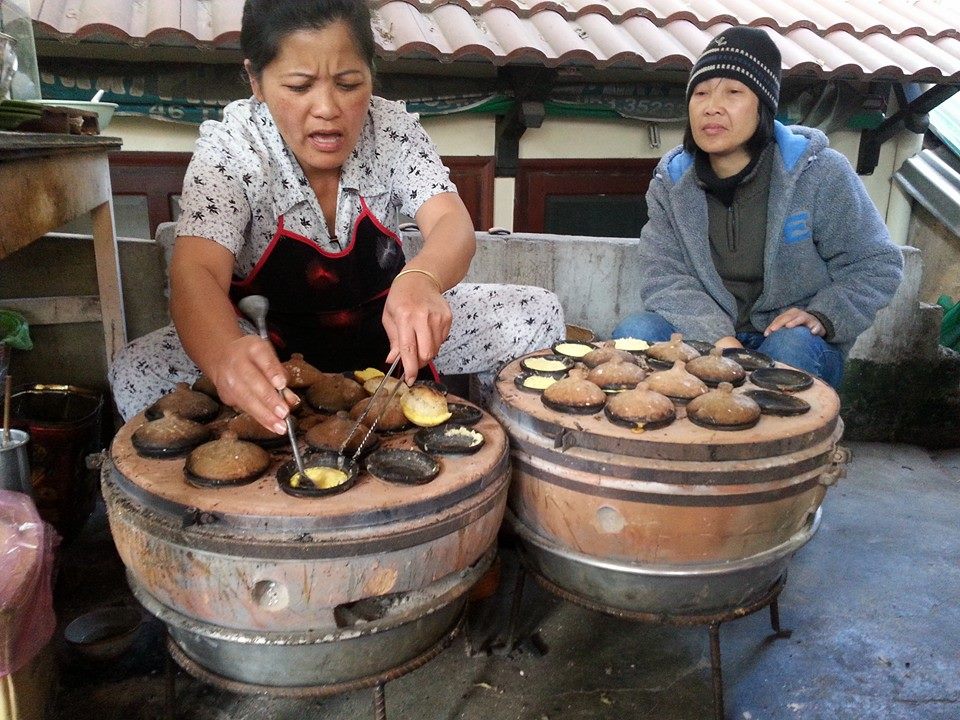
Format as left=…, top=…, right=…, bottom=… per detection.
left=383, top=274, right=452, bottom=384
left=764, top=307, right=826, bottom=337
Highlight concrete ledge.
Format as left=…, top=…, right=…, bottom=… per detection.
left=849, top=246, right=939, bottom=363
left=402, top=230, right=643, bottom=338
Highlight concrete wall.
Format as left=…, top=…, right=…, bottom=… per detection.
left=904, top=203, right=960, bottom=304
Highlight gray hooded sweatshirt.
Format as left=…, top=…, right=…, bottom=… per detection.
left=637, top=121, right=904, bottom=354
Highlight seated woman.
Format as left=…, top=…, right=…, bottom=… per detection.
left=613, top=26, right=903, bottom=389
left=109, top=0, right=564, bottom=431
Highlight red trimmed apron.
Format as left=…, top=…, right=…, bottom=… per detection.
left=230, top=199, right=434, bottom=378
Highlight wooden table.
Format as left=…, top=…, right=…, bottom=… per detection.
left=0, top=132, right=126, bottom=362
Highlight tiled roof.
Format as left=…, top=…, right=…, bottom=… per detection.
left=29, top=0, right=960, bottom=82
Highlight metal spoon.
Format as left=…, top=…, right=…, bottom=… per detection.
left=236, top=295, right=307, bottom=478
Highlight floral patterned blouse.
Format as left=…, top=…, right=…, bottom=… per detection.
left=175, top=96, right=456, bottom=276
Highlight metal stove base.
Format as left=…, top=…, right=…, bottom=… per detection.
left=499, top=559, right=790, bottom=720
left=163, top=611, right=465, bottom=720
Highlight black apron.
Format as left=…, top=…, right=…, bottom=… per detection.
left=230, top=199, right=437, bottom=380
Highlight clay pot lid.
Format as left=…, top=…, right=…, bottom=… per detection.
left=686, top=382, right=761, bottom=430
left=225, top=412, right=286, bottom=447
left=304, top=411, right=379, bottom=456
left=541, top=377, right=606, bottom=414
left=400, top=385, right=452, bottom=427
left=645, top=333, right=701, bottom=369
left=687, top=340, right=717, bottom=355
left=131, top=411, right=211, bottom=458
left=586, top=360, right=646, bottom=391
left=366, top=448, right=441, bottom=485
left=184, top=432, right=272, bottom=488
left=582, top=345, right=638, bottom=369
left=191, top=374, right=220, bottom=401
left=283, top=353, right=325, bottom=389
left=685, top=348, right=747, bottom=387
left=603, top=382, right=676, bottom=430
left=644, top=360, right=708, bottom=402
left=305, top=373, right=367, bottom=412
left=415, top=424, right=485, bottom=455
left=276, top=450, right=358, bottom=498
left=145, top=383, right=220, bottom=423
left=349, top=394, right=408, bottom=432
left=520, top=354, right=574, bottom=377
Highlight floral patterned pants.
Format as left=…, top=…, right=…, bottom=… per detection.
left=108, top=283, right=565, bottom=420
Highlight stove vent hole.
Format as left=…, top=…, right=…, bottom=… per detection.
left=334, top=592, right=408, bottom=628
left=596, top=505, right=625, bottom=533
left=252, top=580, right=290, bottom=611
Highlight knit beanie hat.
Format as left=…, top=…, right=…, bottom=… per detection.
left=686, top=27, right=782, bottom=113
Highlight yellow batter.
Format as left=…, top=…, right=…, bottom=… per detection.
left=524, top=357, right=569, bottom=372
left=290, top=466, right=349, bottom=489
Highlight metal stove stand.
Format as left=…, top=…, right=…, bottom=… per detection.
left=496, top=562, right=791, bottom=720
left=162, top=612, right=465, bottom=720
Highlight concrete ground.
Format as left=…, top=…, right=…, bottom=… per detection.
left=50, top=441, right=960, bottom=720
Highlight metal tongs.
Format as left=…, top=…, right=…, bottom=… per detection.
left=339, top=356, right=406, bottom=462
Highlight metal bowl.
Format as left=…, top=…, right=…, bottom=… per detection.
left=507, top=508, right=822, bottom=616
left=64, top=606, right=142, bottom=661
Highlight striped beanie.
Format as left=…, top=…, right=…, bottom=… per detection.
left=686, top=27, right=781, bottom=113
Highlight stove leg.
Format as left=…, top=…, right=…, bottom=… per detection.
left=164, top=635, right=176, bottom=720
left=708, top=622, right=725, bottom=720
left=373, top=682, right=386, bottom=720
left=490, top=563, right=527, bottom=655
left=768, top=598, right=792, bottom=639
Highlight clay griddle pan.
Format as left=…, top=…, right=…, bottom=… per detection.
left=742, top=389, right=811, bottom=416
left=750, top=367, right=814, bottom=393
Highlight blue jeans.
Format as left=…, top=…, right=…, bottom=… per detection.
left=612, top=311, right=844, bottom=388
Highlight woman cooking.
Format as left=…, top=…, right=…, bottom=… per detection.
left=612, top=27, right=903, bottom=388
left=109, top=0, right=564, bottom=432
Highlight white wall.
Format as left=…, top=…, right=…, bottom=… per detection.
left=109, top=115, right=200, bottom=152
left=108, top=112, right=913, bottom=238
left=521, top=118, right=684, bottom=159
left=420, top=114, right=494, bottom=155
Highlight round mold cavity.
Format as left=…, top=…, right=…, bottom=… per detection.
left=64, top=606, right=142, bottom=662
left=750, top=367, right=814, bottom=393
left=365, top=448, right=441, bottom=485
left=742, top=389, right=811, bottom=416
left=276, top=450, right=358, bottom=498
left=414, top=424, right=485, bottom=455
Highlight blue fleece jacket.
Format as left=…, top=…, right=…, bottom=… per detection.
left=636, top=122, right=904, bottom=354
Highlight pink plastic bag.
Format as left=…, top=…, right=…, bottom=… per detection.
left=0, top=489, right=58, bottom=676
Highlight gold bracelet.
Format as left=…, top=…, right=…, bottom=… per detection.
left=393, top=268, right=443, bottom=293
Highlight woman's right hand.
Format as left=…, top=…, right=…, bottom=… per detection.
left=210, top=335, right=293, bottom=435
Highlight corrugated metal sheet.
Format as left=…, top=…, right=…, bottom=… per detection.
left=27, top=0, right=960, bottom=82
left=895, top=146, right=960, bottom=237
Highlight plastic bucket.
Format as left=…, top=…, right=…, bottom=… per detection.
left=12, top=385, right=103, bottom=540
